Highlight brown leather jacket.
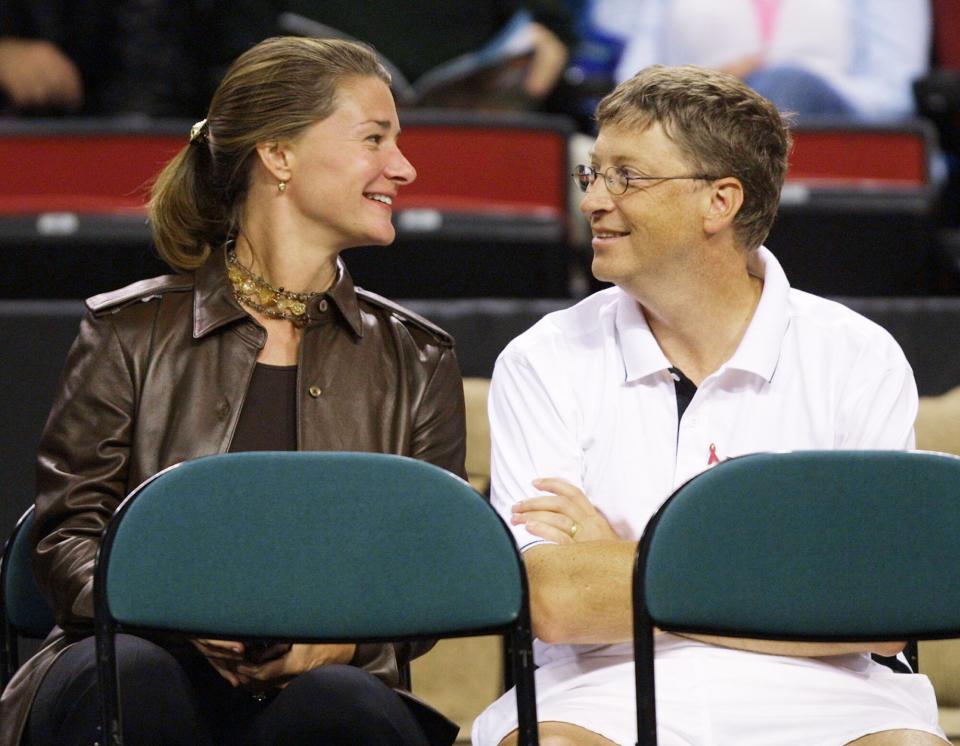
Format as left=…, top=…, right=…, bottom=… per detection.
left=0, top=250, right=466, bottom=745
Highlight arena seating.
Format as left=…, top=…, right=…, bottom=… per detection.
left=0, top=113, right=574, bottom=298
left=770, top=120, right=943, bottom=296
left=0, top=113, right=949, bottom=299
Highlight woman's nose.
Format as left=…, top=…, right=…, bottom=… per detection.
left=388, top=147, right=417, bottom=185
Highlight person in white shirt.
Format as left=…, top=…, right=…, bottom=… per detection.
left=473, top=64, right=946, bottom=746
left=596, top=0, right=930, bottom=121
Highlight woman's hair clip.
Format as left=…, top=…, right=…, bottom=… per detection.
left=189, top=118, right=209, bottom=144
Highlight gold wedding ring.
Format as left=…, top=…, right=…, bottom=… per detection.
left=569, top=521, right=579, bottom=538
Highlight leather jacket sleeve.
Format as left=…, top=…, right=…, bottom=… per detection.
left=32, top=308, right=138, bottom=634
left=410, top=346, right=467, bottom=479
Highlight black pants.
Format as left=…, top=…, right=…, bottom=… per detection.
left=27, top=634, right=446, bottom=746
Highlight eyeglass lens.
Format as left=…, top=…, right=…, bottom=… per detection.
left=574, top=165, right=593, bottom=192
left=574, top=166, right=627, bottom=194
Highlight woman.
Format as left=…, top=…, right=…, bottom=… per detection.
left=0, top=37, right=465, bottom=746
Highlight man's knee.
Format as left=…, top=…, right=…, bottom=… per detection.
left=538, top=735, right=585, bottom=746
left=846, top=730, right=949, bottom=746
left=499, top=721, right=617, bottom=746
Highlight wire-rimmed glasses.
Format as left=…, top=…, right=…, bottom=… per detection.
left=572, top=164, right=719, bottom=195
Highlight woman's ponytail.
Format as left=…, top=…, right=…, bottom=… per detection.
left=148, top=133, right=229, bottom=272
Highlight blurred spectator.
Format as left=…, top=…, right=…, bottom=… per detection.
left=111, top=0, right=576, bottom=117
left=595, top=0, right=931, bottom=121
left=554, top=0, right=627, bottom=130
left=0, top=0, right=117, bottom=114
left=282, top=0, right=574, bottom=102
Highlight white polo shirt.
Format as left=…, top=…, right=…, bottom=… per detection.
left=489, top=247, right=917, bottom=668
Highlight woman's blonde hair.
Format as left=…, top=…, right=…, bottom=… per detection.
left=149, top=36, right=391, bottom=271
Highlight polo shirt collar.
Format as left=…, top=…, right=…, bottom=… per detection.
left=723, top=246, right=790, bottom=382
left=615, top=246, right=790, bottom=384
left=616, top=290, right=672, bottom=382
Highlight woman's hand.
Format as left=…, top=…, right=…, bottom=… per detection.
left=192, top=639, right=357, bottom=689
left=191, top=638, right=248, bottom=687
left=511, top=478, right=620, bottom=544
left=234, top=643, right=357, bottom=689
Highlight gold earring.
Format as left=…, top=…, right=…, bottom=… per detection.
left=278, top=180, right=287, bottom=193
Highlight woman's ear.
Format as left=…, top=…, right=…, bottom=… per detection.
left=254, top=139, right=293, bottom=184
left=703, top=177, right=744, bottom=237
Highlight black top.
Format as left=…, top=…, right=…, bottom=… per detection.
left=230, top=364, right=298, bottom=452
left=669, top=366, right=697, bottom=423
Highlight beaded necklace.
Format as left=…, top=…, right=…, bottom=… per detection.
left=226, top=249, right=322, bottom=326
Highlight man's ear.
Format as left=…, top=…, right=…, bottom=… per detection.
left=254, top=139, right=293, bottom=183
left=703, top=177, right=743, bottom=237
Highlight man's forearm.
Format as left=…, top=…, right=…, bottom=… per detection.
left=525, top=540, right=637, bottom=644
left=679, top=634, right=906, bottom=658
left=526, top=543, right=905, bottom=659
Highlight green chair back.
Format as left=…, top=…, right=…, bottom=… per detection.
left=95, top=451, right=538, bottom=745
left=2, top=506, right=55, bottom=689
left=633, top=450, right=960, bottom=745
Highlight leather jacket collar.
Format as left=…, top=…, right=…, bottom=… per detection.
left=192, top=249, right=364, bottom=340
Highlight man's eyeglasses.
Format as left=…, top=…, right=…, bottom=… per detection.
left=573, top=165, right=719, bottom=195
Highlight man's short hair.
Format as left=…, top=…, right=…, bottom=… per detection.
left=596, top=65, right=792, bottom=251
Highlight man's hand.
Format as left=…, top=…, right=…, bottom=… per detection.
left=0, top=38, right=83, bottom=110
left=523, top=23, right=568, bottom=99
left=512, top=477, right=621, bottom=543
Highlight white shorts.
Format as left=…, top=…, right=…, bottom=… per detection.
left=472, top=636, right=946, bottom=746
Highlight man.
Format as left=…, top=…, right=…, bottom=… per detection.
left=473, top=65, right=945, bottom=746
left=604, top=0, right=930, bottom=121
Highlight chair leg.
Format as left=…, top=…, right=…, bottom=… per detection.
left=511, top=631, right=539, bottom=746
left=94, top=622, right=123, bottom=746
left=1, top=622, right=17, bottom=689
left=634, top=622, right=657, bottom=746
